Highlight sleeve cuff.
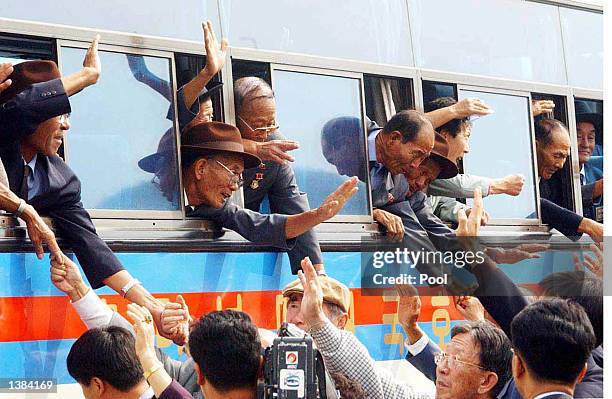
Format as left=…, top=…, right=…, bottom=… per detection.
left=71, top=289, right=113, bottom=329
left=405, top=333, right=429, bottom=356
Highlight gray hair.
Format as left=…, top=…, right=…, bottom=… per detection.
left=233, top=77, right=274, bottom=115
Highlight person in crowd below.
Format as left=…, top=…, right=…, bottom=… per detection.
left=182, top=121, right=358, bottom=251
left=422, top=97, right=525, bottom=224
left=233, top=76, right=324, bottom=274
left=0, top=38, right=179, bottom=340
left=511, top=299, right=596, bottom=399
left=282, top=274, right=352, bottom=330
left=67, top=323, right=191, bottom=399
left=535, top=119, right=603, bottom=241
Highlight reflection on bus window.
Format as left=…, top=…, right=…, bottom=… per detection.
left=273, top=69, right=369, bottom=215
left=458, top=89, right=538, bottom=219
left=61, top=47, right=179, bottom=211
left=321, top=116, right=368, bottom=183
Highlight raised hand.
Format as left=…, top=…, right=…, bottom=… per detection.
left=0, top=62, right=13, bottom=93
left=451, top=98, right=492, bottom=119
left=82, top=34, right=101, bottom=84
left=373, top=208, right=405, bottom=241
left=531, top=100, right=555, bottom=117
left=126, top=303, right=158, bottom=364
left=456, top=188, right=483, bottom=237
left=201, top=20, right=228, bottom=79
left=315, top=177, right=359, bottom=221
left=490, top=174, right=525, bottom=196
left=297, top=257, right=326, bottom=330
left=160, top=295, right=191, bottom=346
left=454, top=296, right=485, bottom=321
left=574, top=242, right=603, bottom=278
left=254, top=139, right=300, bottom=164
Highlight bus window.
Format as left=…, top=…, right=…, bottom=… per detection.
left=175, top=52, right=224, bottom=125
left=271, top=67, right=370, bottom=217
left=232, top=59, right=271, bottom=86
left=60, top=46, right=181, bottom=215
left=364, top=75, right=413, bottom=127
left=531, top=94, right=574, bottom=213
left=457, top=88, right=539, bottom=222
left=422, top=81, right=456, bottom=107
left=0, top=33, right=54, bottom=63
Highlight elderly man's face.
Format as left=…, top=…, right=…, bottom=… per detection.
left=435, top=333, right=489, bottom=399
left=286, top=293, right=347, bottom=330
left=22, top=114, right=70, bottom=158
left=192, top=153, right=244, bottom=209
left=577, top=121, right=596, bottom=165
left=383, top=124, right=435, bottom=176
left=237, top=95, right=278, bottom=142
left=406, top=158, right=441, bottom=196
left=536, top=127, right=571, bottom=180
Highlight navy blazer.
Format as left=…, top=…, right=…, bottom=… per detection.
left=0, top=79, right=124, bottom=288
left=242, top=132, right=322, bottom=273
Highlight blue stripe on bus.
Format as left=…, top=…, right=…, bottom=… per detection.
left=0, top=250, right=578, bottom=297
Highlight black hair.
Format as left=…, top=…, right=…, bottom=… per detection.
left=330, top=371, right=366, bottom=399
left=188, top=310, right=261, bottom=392
left=381, top=109, right=431, bottom=143
left=451, top=320, right=513, bottom=398
left=539, top=271, right=603, bottom=347
left=424, top=97, right=471, bottom=138
left=511, top=298, right=596, bottom=385
left=535, top=118, right=569, bottom=146
left=66, top=326, right=144, bottom=392
left=234, top=77, right=275, bottom=115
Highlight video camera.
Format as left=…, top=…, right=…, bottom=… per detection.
left=258, top=323, right=329, bottom=399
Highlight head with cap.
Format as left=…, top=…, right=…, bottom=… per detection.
left=182, top=121, right=261, bottom=208
left=535, top=119, right=571, bottom=180
left=1, top=61, right=71, bottom=162
left=425, top=97, right=473, bottom=163
left=234, top=77, right=278, bottom=142
left=321, top=116, right=368, bottom=181
left=376, top=110, right=435, bottom=175
left=575, top=101, right=602, bottom=166
left=405, top=133, right=458, bottom=196
left=282, top=275, right=351, bottom=330
left=137, top=128, right=178, bottom=202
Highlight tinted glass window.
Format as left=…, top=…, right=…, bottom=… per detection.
left=272, top=69, right=369, bottom=215
left=219, top=0, right=413, bottom=66
left=61, top=47, right=180, bottom=212
left=409, top=0, right=566, bottom=84
left=458, top=89, right=538, bottom=220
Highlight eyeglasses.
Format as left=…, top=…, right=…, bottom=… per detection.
left=434, top=352, right=486, bottom=370
left=59, top=113, right=70, bottom=124
left=216, top=160, right=244, bottom=187
left=238, top=116, right=279, bottom=134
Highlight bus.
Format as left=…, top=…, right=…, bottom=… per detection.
left=0, top=0, right=603, bottom=396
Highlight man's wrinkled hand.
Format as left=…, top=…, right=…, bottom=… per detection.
left=255, top=140, right=299, bottom=164
left=161, top=295, right=191, bottom=346
left=82, top=34, right=101, bottom=85
left=573, top=242, right=603, bottom=278
left=451, top=98, right=492, bottom=118
left=0, top=63, right=13, bottom=93
left=50, top=254, right=84, bottom=294
left=127, top=303, right=158, bottom=364
left=531, top=100, right=555, bottom=117
left=316, top=177, right=359, bottom=222
left=373, top=209, right=404, bottom=241
left=465, top=208, right=490, bottom=226
left=201, top=20, right=228, bottom=79
left=21, top=205, right=62, bottom=260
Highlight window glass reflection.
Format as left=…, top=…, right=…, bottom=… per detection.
left=61, top=47, right=179, bottom=211
left=219, top=0, right=413, bottom=66
left=273, top=70, right=369, bottom=215
left=458, top=89, right=538, bottom=219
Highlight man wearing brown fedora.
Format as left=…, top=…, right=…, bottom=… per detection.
left=182, top=121, right=359, bottom=249
left=0, top=37, right=177, bottom=339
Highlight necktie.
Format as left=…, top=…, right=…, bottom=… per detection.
left=19, top=164, right=31, bottom=201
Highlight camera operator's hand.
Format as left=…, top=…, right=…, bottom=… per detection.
left=297, top=257, right=327, bottom=331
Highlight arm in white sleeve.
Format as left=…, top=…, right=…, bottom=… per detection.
left=71, top=289, right=113, bottom=329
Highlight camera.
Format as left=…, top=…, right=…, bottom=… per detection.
left=258, top=323, right=329, bottom=399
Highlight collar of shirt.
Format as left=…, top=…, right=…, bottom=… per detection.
left=26, top=153, right=38, bottom=173
left=367, top=129, right=379, bottom=163
left=138, top=386, right=154, bottom=399
left=533, top=391, right=570, bottom=399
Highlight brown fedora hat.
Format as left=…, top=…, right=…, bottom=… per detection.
left=0, top=60, right=61, bottom=105
left=182, top=121, right=261, bottom=169
left=429, top=133, right=458, bottom=179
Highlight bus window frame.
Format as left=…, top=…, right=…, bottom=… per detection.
left=454, top=84, right=543, bottom=226
left=267, top=63, right=373, bottom=223
left=57, top=39, right=186, bottom=220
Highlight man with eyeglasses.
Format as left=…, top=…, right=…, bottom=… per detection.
left=233, top=76, right=326, bottom=275
left=181, top=121, right=358, bottom=250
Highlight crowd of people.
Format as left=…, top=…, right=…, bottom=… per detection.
left=0, top=19, right=604, bottom=399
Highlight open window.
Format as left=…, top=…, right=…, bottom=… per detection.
left=59, top=42, right=182, bottom=218
left=364, top=75, right=414, bottom=127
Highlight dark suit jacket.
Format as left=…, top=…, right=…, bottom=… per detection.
left=243, top=131, right=322, bottom=273
left=0, top=79, right=123, bottom=288
left=189, top=201, right=296, bottom=251
left=538, top=174, right=583, bottom=239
